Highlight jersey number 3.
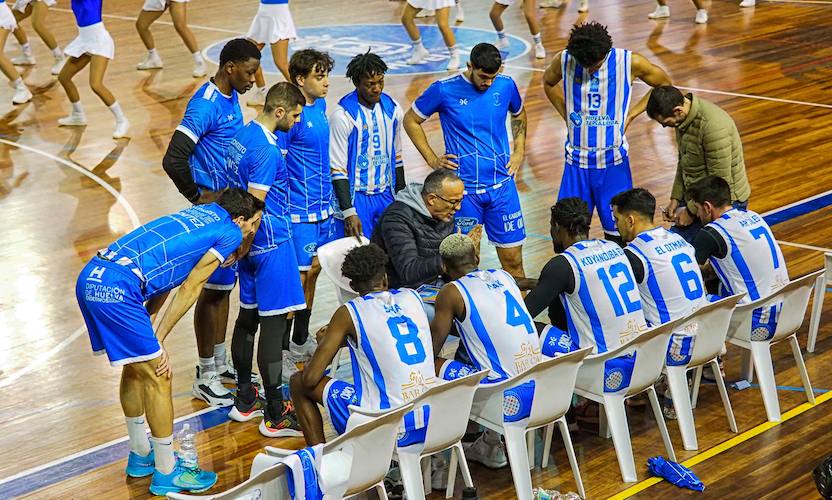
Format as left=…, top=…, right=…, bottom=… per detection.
left=387, top=316, right=427, bottom=365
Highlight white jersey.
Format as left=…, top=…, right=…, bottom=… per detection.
left=707, top=209, right=789, bottom=303
left=344, top=289, right=437, bottom=411
left=627, top=227, right=708, bottom=326
left=452, top=270, right=541, bottom=381
left=562, top=239, right=648, bottom=353
left=562, top=48, right=633, bottom=169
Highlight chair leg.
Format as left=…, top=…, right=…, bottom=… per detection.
left=741, top=349, right=755, bottom=383
left=541, top=423, right=555, bottom=468
left=808, top=274, right=826, bottom=353
left=375, top=480, right=390, bottom=500
left=603, top=397, right=638, bottom=483
left=503, top=425, right=534, bottom=500
left=647, top=386, right=677, bottom=462
left=453, top=442, right=475, bottom=491
left=789, top=335, right=816, bottom=404
left=666, top=367, right=698, bottom=451
left=446, top=445, right=459, bottom=498
left=750, top=341, right=781, bottom=422
left=397, top=452, right=427, bottom=500
left=556, top=416, right=585, bottom=499
left=599, top=404, right=611, bottom=439
left=422, top=454, right=431, bottom=495
left=527, top=429, right=535, bottom=469
left=691, top=365, right=703, bottom=409
left=711, top=358, right=738, bottom=433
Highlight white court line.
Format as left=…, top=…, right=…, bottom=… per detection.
left=778, top=240, right=832, bottom=253
left=764, top=0, right=832, bottom=4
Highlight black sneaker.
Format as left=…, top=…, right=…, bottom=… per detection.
left=228, top=386, right=265, bottom=422
left=258, top=400, right=303, bottom=438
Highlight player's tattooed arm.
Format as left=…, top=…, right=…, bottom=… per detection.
left=507, top=108, right=527, bottom=176
left=542, top=51, right=567, bottom=121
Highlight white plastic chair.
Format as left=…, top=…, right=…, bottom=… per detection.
left=723, top=270, right=822, bottom=422
left=664, top=294, right=743, bottom=451
left=466, top=347, right=592, bottom=500
left=258, top=403, right=413, bottom=499
left=574, top=320, right=679, bottom=483
left=166, top=462, right=291, bottom=499
left=807, top=256, right=831, bottom=352
left=349, top=371, right=488, bottom=500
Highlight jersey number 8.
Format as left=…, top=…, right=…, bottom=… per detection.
left=387, top=316, right=427, bottom=365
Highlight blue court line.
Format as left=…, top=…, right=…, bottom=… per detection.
left=750, top=383, right=829, bottom=394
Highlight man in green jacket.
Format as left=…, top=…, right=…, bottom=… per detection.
left=646, top=85, right=750, bottom=241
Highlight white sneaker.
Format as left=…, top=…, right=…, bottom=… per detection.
left=540, top=0, right=564, bottom=7
left=113, top=118, right=130, bottom=139
left=246, top=87, right=266, bottom=107
left=463, top=430, right=508, bottom=469
left=407, top=45, right=430, bottom=65
left=739, top=0, right=755, bottom=6
left=534, top=43, right=546, bottom=59
left=494, top=37, right=510, bottom=50
left=58, top=113, right=87, bottom=127
left=695, top=9, right=708, bottom=23
left=455, top=4, right=464, bottom=22
left=416, top=8, right=435, bottom=17
left=290, top=337, right=318, bottom=361
left=51, top=56, right=65, bottom=76
left=192, top=367, right=234, bottom=407
left=282, top=351, right=300, bottom=383
left=12, top=86, right=32, bottom=105
left=578, top=0, right=589, bottom=12
left=648, top=5, right=670, bottom=18
left=11, top=54, right=36, bottom=66
left=192, top=59, right=206, bottom=78
left=446, top=53, right=460, bottom=71
left=431, top=453, right=450, bottom=490
left=136, top=53, right=163, bottom=70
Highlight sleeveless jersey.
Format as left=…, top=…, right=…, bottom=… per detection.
left=561, top=239, right=648, bottom=353
left=627, top=227, right=708, bottom=326
left=345, top=289, right=437, bottom=410
left=562, top=48, right=633, bottom=169
left=452, top=269, right=541, bottom=381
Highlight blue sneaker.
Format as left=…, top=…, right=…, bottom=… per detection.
left=149, top=459, right=218, bottom=496
left=125, top=450, right=154, bottom=478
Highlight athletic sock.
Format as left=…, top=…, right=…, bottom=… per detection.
left=21, top=43, right=32, bottom=56
left=412, top=38, right=425, bottom=49
left=52, top=47, right=63, bottom=58
left=71, top=101, right=84, bottom=115
left=150, top=435, right=175, bottom=474
left=109, top=101, right=126, bottom=121
left=497, top=30, right=507, bottom=40
left=449, top=44, right=459, bottom=56
left=148, top=48, right=159, bottom=58
left=198, top=356, right=215, bottom=377
left=192, top=51, right=204, bottom=63
left=12, top=78, right=25, bottom=90
left=125, top=415, right=151, bottom=456
left=533, top=32, right=542, bottom=44
left=213, top=343, right=227, bottom=369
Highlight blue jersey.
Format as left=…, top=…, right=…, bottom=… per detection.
left=72, top=0, right=102, bottom=27
left=280, top=98, right=334, bottom=223
left=562, top=48, right=633, bottom=169
left=227, top=120, right=292, bottom=253
left=412, top=73, right=523, bottom=192
left=99, top=204, right=242, bottom=301
left=177, top=81, right=244, bottom=192
left=262, top=0, right=289, bottom=3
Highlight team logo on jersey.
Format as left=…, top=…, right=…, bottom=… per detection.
left=569, top=111, right=582, bottom=127
left=304, top=242, right=317, bottom=254
left=458, top=98, right=468, bottom=106
left=204, top=25, right=529, bottom=76
left=492, top=92, right=501, bottom=107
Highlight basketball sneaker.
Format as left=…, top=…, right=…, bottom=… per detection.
left=12, top=86, right=32, bottom=105
left=407, top=45, right=430, bottom=65
left=193, top=59, right=207, bottom=78
left=137, top=52, right=163, bottom=70
left=695, top=9, right=708, bottom=23
left=534, top=43, right=546, bottom=59
left=58, top=112, right=87, bottom=127
left=51, top=55, right=66, bottom=76
left=229, top=386, right=265, bottom=422
left=259, top=400, right=303, bottom=438
left=247, top=87, right=267, bottom=107
left=148, top=458, right=218, bottom=496
left=648, top=5, right=670, bottom=18
left=447, top=53, right=460, bottom=71
left=494, top=37, right=510, bottom=50
left=192, top=367, right=234, bottom=407
left=113, top=118, right=130, bottom=139
left=11, top=53, right=36, bottom=66
left=463, top=430, right=507, bottom=469
left=125, top=450, right=155, bottom=478
left=739, top=0, right=755, bottom=6
left=290, top=337, right=318, bottom=361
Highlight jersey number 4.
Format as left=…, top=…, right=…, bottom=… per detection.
left=387, top=316, right=427, bottom=365
left=505, top=290, right=535, bottom=334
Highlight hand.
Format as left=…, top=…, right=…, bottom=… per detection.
left=155, top=347, right=172, bottom=379
left=344, top=215, right=364, bottom=242
left=466, top=224, right=484, bottom=257
left=315, top=325, right=328, bottom=344
left=662, top=199, right=679, bottom=222
left=429, top=153, right=458, bottom=170
left=506, top=151, right=524, bottom=177
left=515, top=277, right=538, bottom=291
left=222, top=249, right=241, bottom=268
left=196, top=190, right=221, bottom=205
left=676, top=207, right=694, bottom=227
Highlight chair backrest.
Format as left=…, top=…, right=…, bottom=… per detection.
left=676, top=294, right=744, bottom=367
left=525, top=347, right=592, bottom=428
left=317, top=236, right=370, bottom=305
left=167, top=462, right=290, bottom=500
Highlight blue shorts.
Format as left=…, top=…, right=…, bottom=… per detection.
left=455, top=180, right=525, bottom=247
left=292, top=217, right=336, bottom=271
left=324, top=379, right=429, bottom=447
left=204, top=261, right=237, bottom=291
left=76, top=257, right=162, bottom=366
left=441, top=360, right=534, bottom=423
left=239, top=240, right=306, bottom=316
left=558, top=157, right=633, bottom=234
left=540, top=324, right=580, bottom=357
left=333, top=191, right=394, bottom=239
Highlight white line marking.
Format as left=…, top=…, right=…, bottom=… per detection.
left=762, top=189, right=832, bottom=216
left=778, top=241, right=832, bottom=253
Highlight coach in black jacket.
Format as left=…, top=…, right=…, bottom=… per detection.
left=371, top=169, right=467, bottom=289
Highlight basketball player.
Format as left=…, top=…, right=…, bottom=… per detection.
left=405, top=43, right=528, bottom=278
left=9, top=0, right=64, bottom=75
left=135, top=0, right=207, bottom=77
left=525, top=197, right=648, bottom=354
left=489, top=0, right=546, bottom=59
left=162, top=38, right=261, bottom=407
left=402, top=0, right=459, bottom=71
left=0, top=3, right=32, bottom=105
left=290, top=243, right=437, bottom=448
left=542, top=21, right=670, bottom=243
left=246, top=0, right=296, bottom=107
left=225, top=82, right=306, bottom=437
left=280, top=49, right=336, bottom=364
left=539, top=0, right=588, bottom=12
left=76, top=188, right=264, bottom=495
left=648, top=0, right=710, bottom=24
left=330, top=52, right=405, bottom=239
left=58, top=0, right=129, bottom=138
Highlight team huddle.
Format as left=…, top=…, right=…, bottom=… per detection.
left=74, top=21, right=782, bottom=498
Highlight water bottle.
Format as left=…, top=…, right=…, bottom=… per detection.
left=532, top=488, right=557, bottom=500
left=462, top=486, right=479, bottom=499
left=177, top=423, right=198, bottom=469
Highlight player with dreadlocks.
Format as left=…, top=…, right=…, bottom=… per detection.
left=523, top=197, right=647, bottom=355
left=329, top=51, right=406, bottom=240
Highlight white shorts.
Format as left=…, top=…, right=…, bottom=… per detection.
left=245, top=3, right=296, bottom=44
left=407, top=0, right=455, bottom=9
left=64, top=22, right=115, bottom=60
left=0, top=4, right=17, bottom=31
left=13, top=0, right=56, bottom=13
left=142, top=0, right=189, bottom=12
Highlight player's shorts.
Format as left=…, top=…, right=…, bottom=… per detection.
left=246, top=3, right=296, bottom=44
left=204, top=261, right=237, bottom=291
left=666, top=333, right=694, bottom=366
left=64, top=22, right=115, bottom=60
left=239, top=240, right=306, bottom=316
left=539, top=324, right=580, bottom=357
left=558, top=156, right=633, bottom=234
left=333, top=190, right=394, bottom=240
left=324, top=379, right=429, bottom=448
left=292, top=217, right=336, bottom=271
left=407, top=0, right=455, bottom=9
left=142, top=0, right=188, bottom=11
left=76, top=257, right=162, bottom=366
left=13, top=0, right=56, bottom=13
left=494, top=0, right=516, bottom=5
left=0, top=4, right=17, bottom=31
left=441, top=360, right=534, bottom=423
left=603, top=352, right=636, bottom=394
left=455, top=179, right=525, bottom=248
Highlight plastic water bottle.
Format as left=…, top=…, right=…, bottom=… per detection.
left=533, top=488, right=556, bottom=500
left=177, top=423, right=198, bottom=469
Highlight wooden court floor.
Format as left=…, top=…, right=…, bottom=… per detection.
left=0, top=0, right=831, bottom=498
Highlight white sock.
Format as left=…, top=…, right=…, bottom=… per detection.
left=213, top=343, right=227, bottom=369
left=148, top=48, right=159, bottom=58
left=71, top=101, right=84, bottom=115
left=412, top=38, right=424, bottom=49
left=449, top=45, right=458, bottom=56
left=193, top=51, right=204, bottom=63
left=125, top=416, right=151, bottom=456
left=21, top=43, right=32, bottom=56
left=533, top=32, right=542, bottom=44
left=199, top=356, right=215, bottom=376
left=52, top=47, right=63, bottom=58
left=109, top=101, right=126, bottom=121
left=12, top=78, right=25, bottom=90
left=150, top=435, right=176, bottom=475
left=497, top=30, right=507, bottom=40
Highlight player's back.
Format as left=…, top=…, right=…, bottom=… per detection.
left=344, top=289, right=437, bottom=410
left=707, top=208, right=789, bottom=302
left=627, top=227, right=707, bottom=326
left=452, top=269, right=541, bottom=380
left=562, top=239, right=647, bottom=353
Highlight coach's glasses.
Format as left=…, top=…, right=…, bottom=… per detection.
left=434, top=193, right=463, bottom=208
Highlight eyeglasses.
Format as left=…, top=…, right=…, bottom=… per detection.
left=434, top=193, right=463, bottom=208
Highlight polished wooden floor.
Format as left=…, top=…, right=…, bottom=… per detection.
left=1, top=0, right=831, bottom=498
